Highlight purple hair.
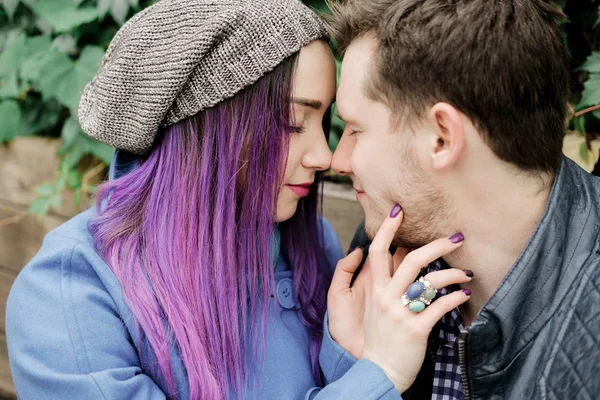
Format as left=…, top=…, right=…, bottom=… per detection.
left=89, top=52, right=332, bottom=399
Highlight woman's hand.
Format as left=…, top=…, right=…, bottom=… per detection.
left=361, top=205, right=471, bottom=393
left=328, top=204, right=472, bottom=393
left=327, top=241, right=410, bottom=359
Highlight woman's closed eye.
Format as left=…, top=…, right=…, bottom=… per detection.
left=291, top=125, right=306, bottom=134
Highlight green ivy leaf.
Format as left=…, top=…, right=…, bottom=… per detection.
left=88, top=141, right=114, bottom=164
left=34, top=17, right=54, bottom=35
left=97, top=0, right=111, bottom=16
left=61, top=117, right=81, bottom=147
left=578, top=51, right=600, bottom=73
left=20, top=34, right=53, bottom=82
left=18, top=97, right=61, bottom=136
left=35, top=183, right=54, bottom=197
left=0, top=70, right=21, bottom=98
left=73, top=190, right=81, bottom=207
left=0, top=99, right=21, bottom=143
left=98, top=0, right=133, bottom=25
left=110, top=0, right=130, bottom=24
left=578, top=73, right=600, bottom=109
left=67, top=169, right=82, bottom=189
left=0, top=30, right=26, bottom=76
left=49, top=192, right=62, bottom=208
left=573, top=115, right=586, bottom=135
left=51, top=34, right=78, bottom=55
left=33, top=0, right=99, bottom=33
left=38, top=45, right=104, bottom=114
left=58, top=117, right=114, bottom=167
left=28, top=197, right=51, bottom=218
left=77, top=45, right=105, bottom=76
left=0, top=0, right=20, bottom=21
left=580, top=142, right=590, bottom=163
left=303, top=0, right=329, bottom=13
left=37, top=50, right=72, bottom=106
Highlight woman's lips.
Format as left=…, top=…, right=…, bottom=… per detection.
left=287, top=184, right=311, bottom=198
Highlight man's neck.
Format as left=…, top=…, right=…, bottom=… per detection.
left=442, top=165, right=555, bottom=326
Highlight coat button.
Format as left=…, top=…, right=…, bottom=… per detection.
left=276, top=278, right=295, bottom=309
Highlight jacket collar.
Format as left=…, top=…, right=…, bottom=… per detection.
left=468, top=156, right=600, bottom=370
left=109, top=149, right=141, bottom=181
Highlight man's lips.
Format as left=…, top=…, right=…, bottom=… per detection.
left=287, top=182, right=312, bottom=197
left=355, top=187, right=365, bottom=200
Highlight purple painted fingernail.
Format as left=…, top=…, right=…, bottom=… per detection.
left=390, top=204, right=402, bottom=218
left=463, top=289, right=472, bottom=296
left=464, top=270, right=474, bottom=277
left=449, top=233, right=464, bottom=243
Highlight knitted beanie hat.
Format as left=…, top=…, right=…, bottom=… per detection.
left=78, top=0, right=328, bottom=155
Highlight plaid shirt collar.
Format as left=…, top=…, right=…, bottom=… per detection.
left=422, top=260, right=465, bottom=400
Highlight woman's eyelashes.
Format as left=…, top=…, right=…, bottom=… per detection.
left=290, top=125, right=306, bottom=134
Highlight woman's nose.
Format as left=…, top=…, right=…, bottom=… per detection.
left=303, top=133, right=332, bottom=171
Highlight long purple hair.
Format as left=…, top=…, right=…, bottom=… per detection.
left=89, top=52, right=332, bottom=399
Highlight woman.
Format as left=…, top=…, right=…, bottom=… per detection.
left=7, top=0, right=340, bottom=397
left=6, top=0, right=471, bottom=399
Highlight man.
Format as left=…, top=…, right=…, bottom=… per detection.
left=326, top=0, right=600, bottom=399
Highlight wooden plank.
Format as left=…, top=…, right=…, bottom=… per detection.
left=0, top=336, right=16, bottom=400
left=0, top=202, right=67, bottom=274
left=0, top=266, right=18, bottom=337
left=0, top=137, right=89, bottom=220
left=322, top=186, right=364, bottom=253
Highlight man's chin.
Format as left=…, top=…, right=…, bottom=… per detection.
left=364, top=219, right=426, bottom=248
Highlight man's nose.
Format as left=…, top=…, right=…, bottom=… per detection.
left=331, top=131, right=353, bottom=176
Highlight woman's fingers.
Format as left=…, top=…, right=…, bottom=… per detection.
left=329, top=247, right=364, bottom=294
left=418, top=290, right=471, bottom=327
left=423, top=268, right=472, bottom=290
left=369, top=205, right=404, bottom=287
left=391, top=247, right=411, bottom=275
left=388, top=234, right=464, bottom=296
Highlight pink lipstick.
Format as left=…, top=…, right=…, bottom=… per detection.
left=286, top=182, right=312, bottom=198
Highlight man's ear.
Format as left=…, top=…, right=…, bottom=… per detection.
left=427, top=102, right=465, bottom=171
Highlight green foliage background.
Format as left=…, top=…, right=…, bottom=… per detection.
left=0, top=0, right=599, bottom=216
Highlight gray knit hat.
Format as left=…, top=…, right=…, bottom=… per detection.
left=78, top=0, right=327, bottom=155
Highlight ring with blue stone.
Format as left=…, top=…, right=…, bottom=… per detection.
left=401, top=277, right=437, bottom=313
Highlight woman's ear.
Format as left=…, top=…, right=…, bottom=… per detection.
left=427, top=102, right=465, bottom=171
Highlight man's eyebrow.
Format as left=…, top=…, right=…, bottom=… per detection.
left=293, top=98, right=322, bottom=110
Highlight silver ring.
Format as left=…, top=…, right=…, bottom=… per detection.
left=401, top=277, right=438, bottom=313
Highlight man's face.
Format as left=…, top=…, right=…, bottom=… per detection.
left=332, top=36, right=449, bottom=247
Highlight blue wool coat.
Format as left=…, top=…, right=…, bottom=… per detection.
left=6, top=151, right=401, bottom=399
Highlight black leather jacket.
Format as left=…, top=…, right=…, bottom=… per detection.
left=349, top=157, right=600, bottom=399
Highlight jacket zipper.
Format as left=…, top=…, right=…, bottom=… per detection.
left=459, top=329, right=471, bottom=400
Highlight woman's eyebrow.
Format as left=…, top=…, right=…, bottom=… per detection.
left=293, top=98, right=322, bottom=110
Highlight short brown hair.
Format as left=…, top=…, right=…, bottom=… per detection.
left=326, top=0, right=569, bottom=173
